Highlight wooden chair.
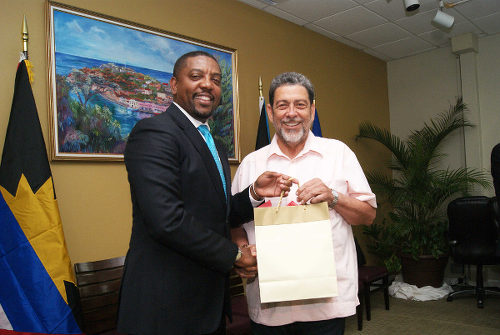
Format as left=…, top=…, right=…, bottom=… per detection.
left=356, top=281, right=364, bottom=331
left=355, top=239, right=390, bottom=330
left=358, top=265, right=390, bottom=321
left=226, top=269, right=251, bottom=335
left=74, top=256, right=125, bottom=335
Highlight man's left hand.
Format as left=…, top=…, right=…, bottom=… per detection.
left=296, top=178, right=333, bottom=206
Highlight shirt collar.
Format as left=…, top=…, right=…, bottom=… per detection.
left=173, top=102, right=210, bottom=130
left=267, top=130, right=323, bottom=160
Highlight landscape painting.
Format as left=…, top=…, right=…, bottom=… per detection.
left=47, top=2, right=239, bottom=161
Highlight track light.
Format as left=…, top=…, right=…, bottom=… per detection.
left=443, top=0, right=473, bottom=8
left=432, top=1, right=455, bottom=29
left=404, top=0, right=420, bottom=11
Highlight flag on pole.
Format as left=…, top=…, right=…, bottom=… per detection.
left=255, top=94, right=270, bottom=150
left=312, top=108, right=322, bottom=137
left=0, top=59, right=81, bottom=334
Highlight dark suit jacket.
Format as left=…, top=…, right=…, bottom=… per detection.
left=117, top=104, right=253, bottom=335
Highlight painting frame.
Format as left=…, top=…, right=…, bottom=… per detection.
left=47, top=1, right=240, bottom=162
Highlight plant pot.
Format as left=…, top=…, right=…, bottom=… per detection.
left=400, top=254, right=448, bottom=288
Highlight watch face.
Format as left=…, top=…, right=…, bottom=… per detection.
left=329, top=189, right=339, bottom=208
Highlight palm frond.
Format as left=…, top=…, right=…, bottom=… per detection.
left=429, top=168, right=491, bottom=203
left=357, top=97, right=492, bottom=263
left=356, top=122, right=409, bottom=169
left=407, top=98, right=471, bottom=170
left=365, top=171, right=404, bottom=204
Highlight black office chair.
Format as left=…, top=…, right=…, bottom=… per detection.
left=492, top=197, right=500, bottom=258
left=446, top=196, right=500, bottom=308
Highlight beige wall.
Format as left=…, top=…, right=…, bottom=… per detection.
left=388, top=47, right=464, bottom=172
left=388, top=33, right=500, bottom=195
left=387, top=33, right=500, bottom=284
left=477, top=34, right=500, bottom=176
left=0, top=0, right=389, bottom=263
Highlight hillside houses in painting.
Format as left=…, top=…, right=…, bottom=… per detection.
left=66, top=63, right=172, bottom=114
left=56, top=63, right=173, bottom=155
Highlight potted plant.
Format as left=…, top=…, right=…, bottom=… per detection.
left=356, top=98, right=490, bottom=287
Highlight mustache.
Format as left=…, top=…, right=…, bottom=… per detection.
left=282, top=117, right=303, bottom=124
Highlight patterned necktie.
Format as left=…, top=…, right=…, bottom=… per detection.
left=198, top=125, right=227, bottom=199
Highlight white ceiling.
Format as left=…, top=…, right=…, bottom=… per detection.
left=236, top=0, right=500, bottom=61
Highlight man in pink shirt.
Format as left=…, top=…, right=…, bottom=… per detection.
left=231, top=72, right=377, bottom=334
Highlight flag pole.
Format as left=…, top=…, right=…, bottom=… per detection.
left=259, top=76, right=263, bottom=98
left=22, top=15, right=29, bottom=60
left=255, top=76, right=270, bottom=150
left=21, top=15, right=34, bottom=83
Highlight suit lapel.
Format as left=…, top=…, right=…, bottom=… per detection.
left=167, top=105, right=227, bottom=207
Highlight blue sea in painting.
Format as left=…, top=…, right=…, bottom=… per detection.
left=85, top=94, right=149, bottom=138
left=56, top=52, right=172, bottom=138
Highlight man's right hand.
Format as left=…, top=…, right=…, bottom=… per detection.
left=253, top=172, right=297, bottom=199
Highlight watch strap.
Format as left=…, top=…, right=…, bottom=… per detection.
left=329, top=188, right=339, bottom=208
left=235, top=248, right=242, bottom=262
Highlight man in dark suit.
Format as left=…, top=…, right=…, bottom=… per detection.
left=117, top=51, right=292, bottom=335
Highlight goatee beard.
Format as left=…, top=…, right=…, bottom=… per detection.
left=278, top=126, right=306, bottom=144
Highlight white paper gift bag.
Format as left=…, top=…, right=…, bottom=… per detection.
left=253, top=202, right=338, bottom=303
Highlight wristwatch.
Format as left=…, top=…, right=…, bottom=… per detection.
left=235, top=248, right=242, bottom=262
left=329, top=188, right=339, bottom=208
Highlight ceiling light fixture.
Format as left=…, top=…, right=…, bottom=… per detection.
left=258, top=0, right=287, bottom=5
left=432, top=1, right=455, bottom=29
left=442, top=0, right=473, bottom=8
left=404, top=0, right=420, bottom=11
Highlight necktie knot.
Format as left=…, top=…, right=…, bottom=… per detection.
left=198, top=125, right=227, bottom=200
left=198, top=124, right=210, bottom=136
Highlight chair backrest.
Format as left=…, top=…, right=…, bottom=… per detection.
left=491, top=197, right=499, bottom=222
left=229, top=268, right=245, bottom=297
left=74, top=256, right=125, bottom=335
left=226, top=269, right=250, bottom=334
left=354, top=237, right=367, bottom=266
left=447, top=196, right=498, bottom=262
left=491, top=197, right=500, bottom=257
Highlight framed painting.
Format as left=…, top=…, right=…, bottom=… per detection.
left=47, top=2, right=240, bottom=162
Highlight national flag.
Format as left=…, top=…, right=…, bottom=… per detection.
left=0, top=59, right=81, bottom=334
left=255, top=95, right=270, bottom=150
left=312, top=108, right=322, bottom=137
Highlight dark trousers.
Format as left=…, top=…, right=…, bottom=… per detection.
left=130, top=316, right=226, bottom=335
left=250, top=318, right=345, bottom=335
left=202, top=315, right=226, bottom=335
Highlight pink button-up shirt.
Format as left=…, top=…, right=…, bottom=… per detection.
left=231, top=132, right=376, bottom=326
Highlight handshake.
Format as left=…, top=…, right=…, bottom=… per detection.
left=234, top=244, right=258, bottom=279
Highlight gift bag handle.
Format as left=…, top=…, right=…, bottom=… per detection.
left=276, top=177, right=299, bottom=211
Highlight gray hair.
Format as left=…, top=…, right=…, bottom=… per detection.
left=268, top=72, right=315, bottom=106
